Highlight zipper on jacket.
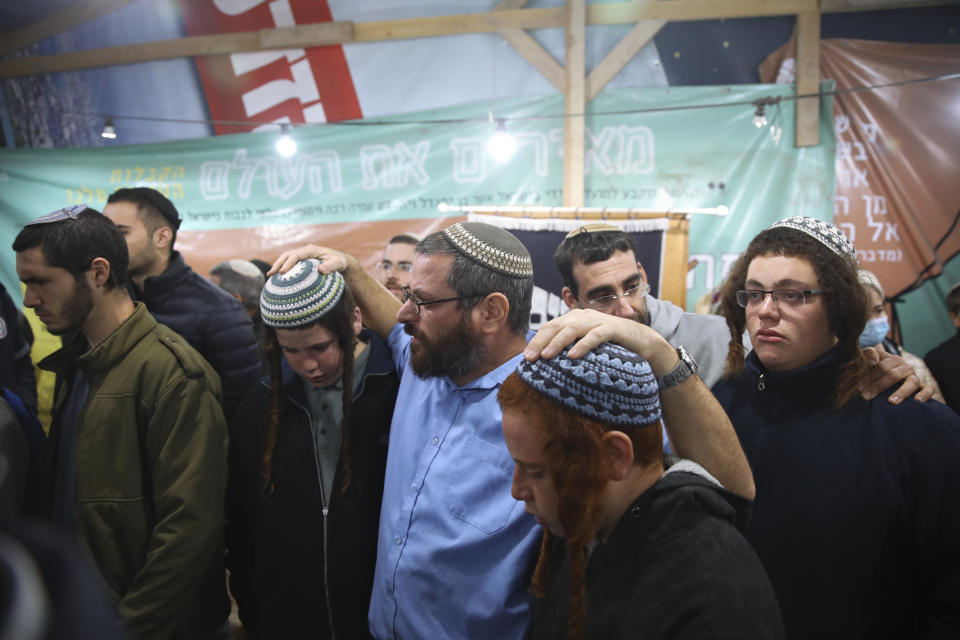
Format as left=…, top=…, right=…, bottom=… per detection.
left=292, top=399, right=338, bottom=640
left=757, top=373, right=766, bottom=391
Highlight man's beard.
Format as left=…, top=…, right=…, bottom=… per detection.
left=405, top=311, right=485, bottom=380
left=47, top=275, right=94, bottom=336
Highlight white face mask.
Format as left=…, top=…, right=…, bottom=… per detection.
left=859, top=316, right=890, bottom=348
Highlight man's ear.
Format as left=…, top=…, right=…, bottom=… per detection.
left=603, top=431, right=635, bottom=481
left=352, top=306, right=363, bottom=337
left=89, top=257, right=112, bottom=288
left=561, top=286, right=580, bottom=310
left=472, top=292, right=510, bottom=334
left=153, top=226, right=173, bottom=251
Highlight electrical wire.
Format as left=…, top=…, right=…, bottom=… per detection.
left=56, top=70, right=960, bottom=132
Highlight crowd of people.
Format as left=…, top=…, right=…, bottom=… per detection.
left=1, top=188, right=959, bottom=640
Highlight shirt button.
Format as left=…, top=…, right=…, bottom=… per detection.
left=395, top=537, right=402, bottom=545
left=410, top=483, right=417, bottom=493
left=431, top=437, right=439, bottom=445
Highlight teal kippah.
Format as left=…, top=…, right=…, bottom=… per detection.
left=516, top=342, right=661, bottom=428
left=260, top=259, right=345, bottom=328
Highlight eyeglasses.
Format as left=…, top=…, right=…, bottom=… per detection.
left=587, top=280, right=650, bottom=311
left=400, top=286, right=485, bottom=314
left=736, top=288, right=824, bottom=308
left=376, top=260, right=413, bottom=273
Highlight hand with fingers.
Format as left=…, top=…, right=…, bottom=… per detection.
left=523, top=309, right=678, bottom=375
left=269, top=245, right=352, bottom=277
left=860, top=345, right=933, bottom=405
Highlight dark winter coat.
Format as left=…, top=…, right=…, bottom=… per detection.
left=531, top=468, right=784, bottom=640
left=713, top=346, right=960, bottom=638
left=131, top=251, right=260, bottom=420
left=226, top=329, right=397, bottom=640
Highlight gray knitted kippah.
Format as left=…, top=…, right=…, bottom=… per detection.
left=516, top=342, right=661, bottom=428
left=442, top=222, right=533, bottom=278
left=260, top=259, right=344, bottom=328
left=768, top=216, right=857, bottom=262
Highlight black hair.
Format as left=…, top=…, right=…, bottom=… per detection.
left=107, top=187, right=181, bottom=252
left=12, top=210, right=129, bottom=290
left=554, top=230, right=637, bottom=299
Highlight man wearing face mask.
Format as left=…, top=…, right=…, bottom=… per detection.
left=858, top=270, right=944, bottom=404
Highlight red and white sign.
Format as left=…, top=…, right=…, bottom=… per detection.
left=178, top=0, right=362, bottom=134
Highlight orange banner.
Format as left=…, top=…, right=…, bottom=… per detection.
left=761, top=39, right=960, bottom=302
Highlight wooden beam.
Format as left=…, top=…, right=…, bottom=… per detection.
left=0, top=0, right=137, bottom=56
left=820, top=0, right=954, bottom=11
left=0, top=22, right=354, bottom=77
left=352, top=8, right=562, bottom=41
left=7, top=0, right=917, bottom=79
left=588, top=0, right=817, bottom=23
left=795, top=12, right=821, bottom=147
left=494, top=0, right=530, bottom=9
left=497, top=28, right=565, bottom=91
left=586, top=20, right=666, bottom=102
left=563, top=0, right=586, bottom=208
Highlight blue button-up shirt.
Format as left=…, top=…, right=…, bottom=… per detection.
left=368, top=325, right=540, bottom=640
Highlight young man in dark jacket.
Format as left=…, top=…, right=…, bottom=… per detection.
left=227, top=260, right=398, bottom=639
left=102, top=187, right=260, bottom=420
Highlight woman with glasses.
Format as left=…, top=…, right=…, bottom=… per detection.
left=712, top=217, right=960, bottom=639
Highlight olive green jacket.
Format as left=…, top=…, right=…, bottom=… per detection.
left=40, top=303, right=229, bottom=640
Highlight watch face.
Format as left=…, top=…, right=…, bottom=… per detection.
left=678, top=346, right=698, bottom=373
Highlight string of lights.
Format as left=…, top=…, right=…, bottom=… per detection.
left=63, top=69, right=960, bottom=137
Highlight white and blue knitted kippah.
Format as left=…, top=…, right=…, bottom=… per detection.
left=443, top=222, right=533, bottom=278
left=768, top=216, right=858, bottom=263
left=260, top=259, right=344, bottom=329
left=516, top=342, right=661, bottom=428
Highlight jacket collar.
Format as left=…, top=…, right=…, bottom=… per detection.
left=39, top=303, right=156, bottom=376
left=133, top=251, right=189, bottom=302
left=744, top=343, right=844, bottom=403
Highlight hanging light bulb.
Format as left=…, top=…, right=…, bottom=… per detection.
left=100, top=116, right=117, bottom=139
left=752, top=103, right=767, bottom=129
left=275, top=123, right=297, bottom=157
left=487, top=119, right=516, bottom=163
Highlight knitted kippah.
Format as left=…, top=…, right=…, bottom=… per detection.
left=516, top=342, right=661, bottom=428
left=27, top=204, right=89, bottom=226
left=442, top=222, right=533, bottom=278
left=563, top=222, right=621, bottom=240
left=768, top=216, right=858, bottom=263
left=260, top=259, right=345, bottom=328
left=858, top=269, right=884, bottom=297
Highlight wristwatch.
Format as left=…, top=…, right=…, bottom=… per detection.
left=656, top=345, right=698, bottom=390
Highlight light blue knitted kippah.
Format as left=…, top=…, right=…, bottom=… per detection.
left=516, top=342, right=661, bottom=427
left=260, top=259, right=344, bottom=328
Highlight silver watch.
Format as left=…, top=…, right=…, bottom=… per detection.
left=656, top=345, right=698, bottom=390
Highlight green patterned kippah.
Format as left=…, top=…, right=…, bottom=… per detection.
left=260, top=259, right=345, bottom=328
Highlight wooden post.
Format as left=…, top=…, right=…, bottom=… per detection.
left=795, top=11, right=821, bottom=147
left=563, top=0, right=586, bottom=207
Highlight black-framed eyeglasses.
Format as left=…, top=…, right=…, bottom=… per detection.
left=587, top=278, right=650, bottom=311
left=376, top=260, right=413, bottom=273
left=736, top=288, right=824, bottom=308
left=400, top=286, right=486, bottom=314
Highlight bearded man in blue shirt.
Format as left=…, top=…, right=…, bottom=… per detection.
left=272, top=222, right=754, bottom=640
